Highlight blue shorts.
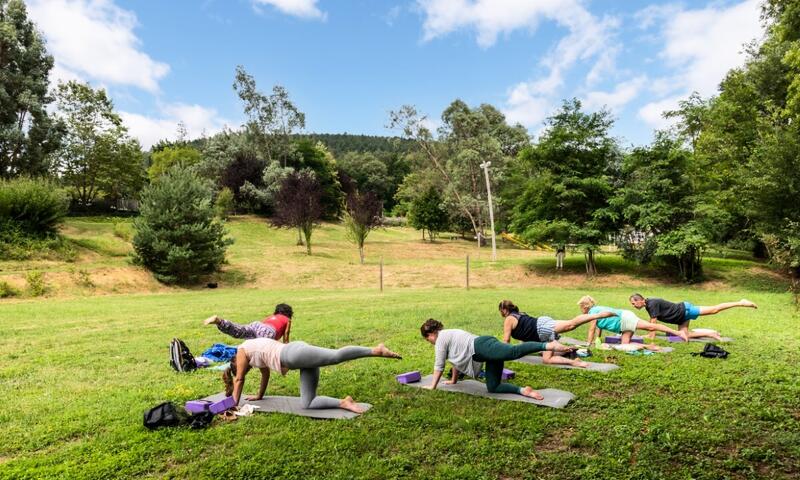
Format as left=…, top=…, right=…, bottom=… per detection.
left=683, top=302, right=701, bottom=321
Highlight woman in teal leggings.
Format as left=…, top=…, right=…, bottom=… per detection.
left=420, top=319, right=574, bottom=399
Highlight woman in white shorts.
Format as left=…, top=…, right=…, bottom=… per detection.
left=577, top=296, right=688, bottom=350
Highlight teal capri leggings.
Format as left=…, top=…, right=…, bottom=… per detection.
left=472, top=336, right=548, bottom=394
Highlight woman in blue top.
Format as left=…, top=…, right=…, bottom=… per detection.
left=577, top=296, right=687, bottom=349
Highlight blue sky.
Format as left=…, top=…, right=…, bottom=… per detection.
left=26, top=0, right=765, bottom=148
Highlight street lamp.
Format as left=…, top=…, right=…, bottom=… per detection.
left=479, top=161, right=497, bottom=262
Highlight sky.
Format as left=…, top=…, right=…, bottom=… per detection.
left=25, top=0, right=766, bottom=149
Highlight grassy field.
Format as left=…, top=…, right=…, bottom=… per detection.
left=1, top=217, right=798, bottom=479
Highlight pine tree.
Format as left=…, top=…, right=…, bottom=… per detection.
left=132, top=167, right=232, bottom=284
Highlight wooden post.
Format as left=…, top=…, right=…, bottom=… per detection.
left=466, top=254, right=470, bottom=290
left=380, top=257, right=384, bottom=292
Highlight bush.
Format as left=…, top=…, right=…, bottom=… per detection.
left=381, top=216, right=407, bottom=227
left=214, top=187, right=235, bottom=219
left=26, top=271, right=46, bottom=297
left=112, top=221, right=133, bottom=241
left=0, top=177, right=69, bottom=237
left=0, top=281, right=18, bottom=298
left=132, top=167, right=233, bottom=284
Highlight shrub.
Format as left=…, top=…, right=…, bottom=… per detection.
left=112, top=221, right=133, bottom=241
left=381, top=216, right=407, bottom=227
left=214, top=187, right=235, bottom=219
left=132, top=167, right=233, bottom=284
left=0, top=281, right=18, bottom=298
left=0, top=177, right=69, bottom=237
left=26, top=271, right=46, bottom=297
left=72, top=268, right=94, bottom=288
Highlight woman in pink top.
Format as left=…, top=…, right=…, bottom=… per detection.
left=205, top=303, right=292, bottom=342
left=223, top=337, right=401, bottom=413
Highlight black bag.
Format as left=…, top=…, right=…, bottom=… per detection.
left=189, top=411, right=216, bottom=429
left=170, top=338, right=197, bottom=372
left=692, top=343, right=729, bottom=359
left=143, top=402, right=185, bottom=430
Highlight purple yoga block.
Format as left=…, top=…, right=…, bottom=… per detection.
left=501, top=368, right=515, bottom=380
left=605, top=335, right=644, bottom=344
left=396, top=371, right=422, bottom=384
left=185, top=400, right=211, bottom=414
left=667, top=335, right=684, bottom=343
left=209, top=396, right=236, bottom=414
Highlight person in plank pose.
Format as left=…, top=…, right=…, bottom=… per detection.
left=205, top=303, right=292, bottom=343
left=629, top=293, right=757, bottom=341
left=498, top=300, right=615, bottom=368
left=223, top=337, right=401, bottom=413
left=420, top=319, right=575, bottom=400
left=577, top=296, right=688, bottom=350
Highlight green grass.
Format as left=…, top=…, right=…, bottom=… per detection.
left=1, top=286, right=798, bottom=479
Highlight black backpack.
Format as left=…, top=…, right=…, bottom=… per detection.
left=143, top=402, right=184, bottom=430
left=169, top=338, right=197, bottom=372
left=692, top=343, right=729, bottom=359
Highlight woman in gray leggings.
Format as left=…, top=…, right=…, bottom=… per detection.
left=223, top=338, right=401, bottom=413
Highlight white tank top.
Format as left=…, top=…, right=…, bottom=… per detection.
left=241, top=338, right=285, bottom=372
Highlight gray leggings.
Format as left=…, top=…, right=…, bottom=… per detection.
left=279, top=341, right=374, bottom=409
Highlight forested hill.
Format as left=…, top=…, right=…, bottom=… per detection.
left=296, top=133, right=416, bottom=157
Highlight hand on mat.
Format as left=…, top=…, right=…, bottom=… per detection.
left=423, top=384, right=436, bottom=390
left=444, top=380, right=457, bottom=385
left=547, top=341, right=576, bottom=353
left=245, top=394, right=263, bottom=401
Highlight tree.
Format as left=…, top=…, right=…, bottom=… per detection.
left=289, top=140, right=344, bottom=218
left=503, top=99, right=619, bottom=275
left=338, top=152, right=393, bottom=206
left=233, top=65, right=305, bottom=166
left=148, top=145, right=202, bottom=180
left=0, top=0, right=64, bottom=178
left=344, top=191, right=383, bottom=264
left=132, top=167, right=232, bottom=284
left=219, top=149, right=267, bottom=211
left=612, top=133, right=708, bottom=281
left=52, top=81, right=144, bottom=207
left=272, top=170, right=322, bottom=255
left=389, top=101, right=529, bottom=245
left=408, top=187, right=449, bottom=242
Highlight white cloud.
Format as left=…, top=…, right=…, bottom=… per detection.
left=584, top=76, right=647, bottom=113
left=253, top=0, right=327, bottom=20
left=638, top=0, right=764, bottom=128
left=27, top=0, right=169, bottom=92
left=120, top=103, right=232, bottom=149
left=638, top=95, right=683, bottom=131
left=416, top=0, right=620, bottom=129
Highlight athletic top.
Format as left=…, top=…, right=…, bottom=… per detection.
left=645, top=298, right=685, bottom=324
left=588, top=306, right=623, bottom=332
left=509, top=312, right=540, bottom=342
left=434, top=329, right=481, bottom=378
left=241, top=338, right=285, bottom=372
left=262, top=314, right=290, bottom=338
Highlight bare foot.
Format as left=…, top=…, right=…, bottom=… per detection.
left=339, top=396, right=365, bottom=413
left=204, top=315, right=220, bottom=326
left=644, top=344, right=662, bottom=351
left=573, top=360, right=590, bottom=368
left=679, top=331, right=689, bottom=342
left=373, top=343, right=402, bottom=359
left=707, top=332, right=722, bottom=341
left=521, top=386, right=544, bottom=400
left=741, top=299, right=758, bottom=309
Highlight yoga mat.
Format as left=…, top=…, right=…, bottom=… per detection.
left=203, top=393, right=371, bottom=419
left=666, top=336, right=734, bottom=343
left=558, top=336, right=589, bottom=347
left=610, top=345, right=674, bottom=353
left=403, top=375, right=575, bottom=409
left=514, top=355, right=619, bottom=372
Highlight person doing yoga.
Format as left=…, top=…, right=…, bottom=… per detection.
left=420, top=319, right=574, bottom=400
left=205, top=303, right=293, bottom=342
left=629, top=293, right=757, bottom=341
left=498, top=300, right=615, bottom=368
left=223, top=337, right=401, bottom=413
left=577, top=296, right=688, bottom=350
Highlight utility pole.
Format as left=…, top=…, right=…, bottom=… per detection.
left=479, top=161, right=497, bottom=262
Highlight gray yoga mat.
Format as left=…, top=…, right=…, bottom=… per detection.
left=612, top=345, right=674, bottom=353
left=657, top=333, right=734, bottom=343
left=202, top=392, right=371, bottom=419
left=403, top=374, right=575, bottom=408
left=514, top=355, right=619, bottom=372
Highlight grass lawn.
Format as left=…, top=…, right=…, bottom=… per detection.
left=1, top=285, right=798, bottom=479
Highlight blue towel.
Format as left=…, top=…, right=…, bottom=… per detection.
left=201, top=343, right=238, bottom=362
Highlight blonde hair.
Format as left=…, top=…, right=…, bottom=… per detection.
left=577, top=295, right=596, bottom=309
